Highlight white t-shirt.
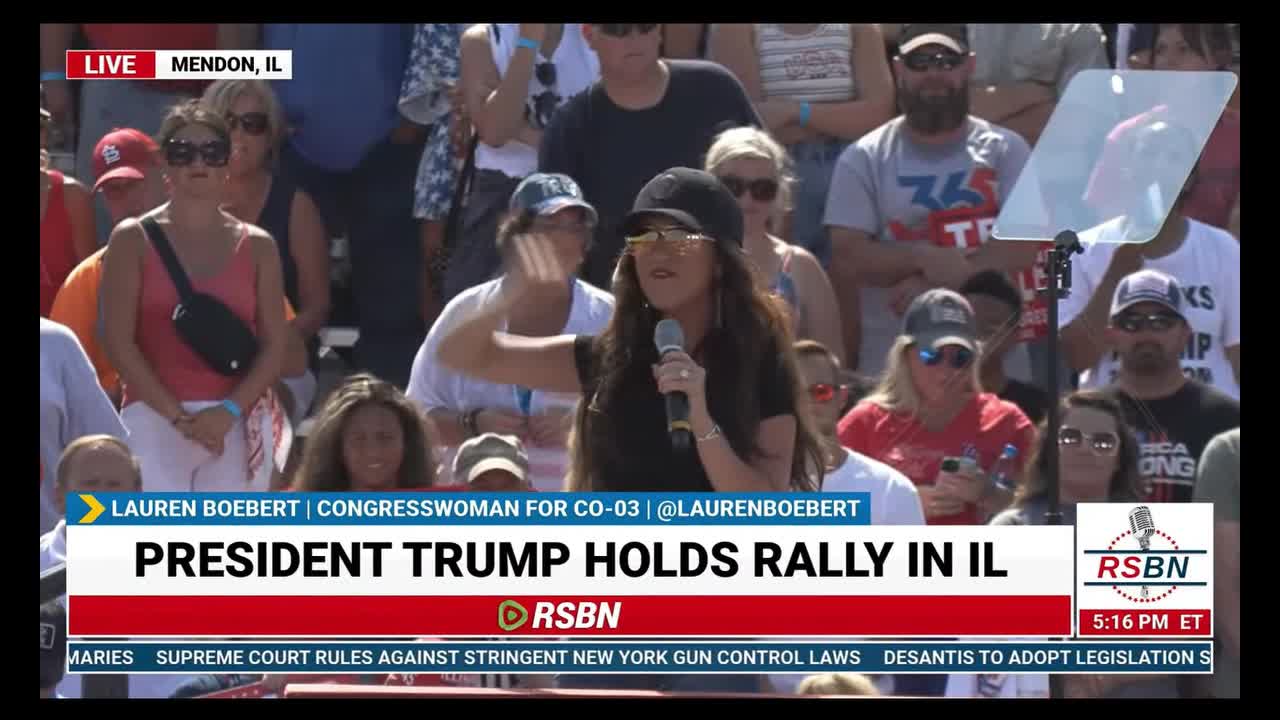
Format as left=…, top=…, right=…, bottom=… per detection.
left=476, top=24, right=600, bottom=178
left=1060, top=217, right=1241, bottom=399
left=822, top=448, right=925, bottom=526
left=767, top=452, right=924, bottom=694
left=40, top=318, right=129, bottom=534
left=407, top=277, right=615, bottom=490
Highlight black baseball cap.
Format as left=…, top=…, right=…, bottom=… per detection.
left=899, top=24, right=969, bottom=55
left=621, top=167, right=744, bottom=248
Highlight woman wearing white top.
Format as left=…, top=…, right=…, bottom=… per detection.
left=445, top=23, right=600, bottom=303
left=408, top=174, right=614, bottom=490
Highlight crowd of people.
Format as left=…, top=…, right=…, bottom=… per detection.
left=40, top=22, right=1240, bottom=699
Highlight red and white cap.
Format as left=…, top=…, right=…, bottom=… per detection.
left=92, top=128, right=158, bottom=192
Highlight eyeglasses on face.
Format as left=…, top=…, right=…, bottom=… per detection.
left=902, top=51, right=966, bottom=72
left=1113, top=311, right=1182, bottom=333
left=917, top=345, right=974, bottom=369
left=808, top=383, right=845, bottom=404
left=598, top=24, right=659, bottom=38
left=1058, top=427, right=1120, bottom=456
left=623, top=228, right=711, bottom=256
left=225, top=111, right=269, bottom=136
left=164, top=138, right=230, bottom=167
left=718, top=175, right=780, bottom=203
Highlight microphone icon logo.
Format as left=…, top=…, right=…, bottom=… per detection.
left=1128, top=506, right=1157, bottom=598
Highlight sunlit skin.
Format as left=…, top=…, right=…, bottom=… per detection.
left=1058, top=406, right=1121, bottom=503
left=341, top=403, right=406, bottom=491
left=163, top=123, right=230, bottom=202
left=57, top=442, right=140, bottom=516
left=468, top=469, right=529, bottom=492
left=630, top=221, right=717, bottom=316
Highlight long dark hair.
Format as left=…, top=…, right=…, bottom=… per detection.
left=565, top=240, right=823, bottom=492
left=1013, top=391, right=1141, bottom=507
left=294, top=373, right=437, bottom=492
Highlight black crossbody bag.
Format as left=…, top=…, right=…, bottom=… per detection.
left=140, top=216, right=259, bottom=376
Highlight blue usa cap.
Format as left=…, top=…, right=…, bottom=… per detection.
left=509, top=173, right=598, bottom=224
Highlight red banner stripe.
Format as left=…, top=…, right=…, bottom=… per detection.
left=65, top=51, right=158, bottom=80
left=68, top=595, right=1071, bottom=636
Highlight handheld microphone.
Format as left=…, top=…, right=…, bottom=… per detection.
left=1128, top=506, right=1156, bottom=598
left=654, top=318, right=693, bottom=451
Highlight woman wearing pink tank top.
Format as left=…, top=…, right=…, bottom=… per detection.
left=101, top=101, right=291, bottom=493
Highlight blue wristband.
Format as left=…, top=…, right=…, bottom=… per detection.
left=220, top=399, right=243, bottom=419
left=798, top=101, right=812, bottom=127
left=516, top=37, right=541, bottom=52
left=40, top=71, right=66, bottom=82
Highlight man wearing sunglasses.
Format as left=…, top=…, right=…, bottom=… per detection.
left=825, top=24, right=1039, bottom=378
left=1099, top=270, right=1239, bottom=504
left=539, top=23, right=761, bottom=290
left=1062, top=121, right=1241, bottom=401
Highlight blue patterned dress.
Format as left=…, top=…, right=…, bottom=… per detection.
left=399, top=23, right=466, bottom=221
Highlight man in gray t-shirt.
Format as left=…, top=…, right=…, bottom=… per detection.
left=825, top=24, right=1038, bottom=376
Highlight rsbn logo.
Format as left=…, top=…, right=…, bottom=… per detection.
left=497, top=600, right=620, bottom=631
left=1082, top=505, right=1207, bottom=604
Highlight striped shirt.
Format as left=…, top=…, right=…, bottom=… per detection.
left=755, top=24, right=856, bottom=103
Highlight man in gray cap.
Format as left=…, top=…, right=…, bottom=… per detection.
left=453, top=432, right=532, bottom=492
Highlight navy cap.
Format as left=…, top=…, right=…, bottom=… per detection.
left=509, top=173, right=598, bottom=225
left=622, top=167, right=744, bottom=248
left=1112, top=268, right=1184, bottom=319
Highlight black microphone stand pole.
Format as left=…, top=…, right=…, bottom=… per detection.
left=1044, top=229, right=1082, bottom=700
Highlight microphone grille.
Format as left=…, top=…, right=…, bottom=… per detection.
left=654, top=318, right=684, bottom=354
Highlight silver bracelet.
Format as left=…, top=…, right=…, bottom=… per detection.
left=695, top=424, right=722, bottom=443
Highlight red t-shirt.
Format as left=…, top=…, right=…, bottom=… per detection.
left=836, top=393, right=1036, bottom=525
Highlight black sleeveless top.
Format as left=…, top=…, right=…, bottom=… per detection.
left=572, top=334, right=794, bottom=492
left=257, top=173, right=301, bottom=309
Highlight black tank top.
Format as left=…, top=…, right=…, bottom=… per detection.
left=257, top=173, right=300, bottom=308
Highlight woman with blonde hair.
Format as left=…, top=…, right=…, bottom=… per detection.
left=705, top=126, right=846, bottom=365
left=293, top=373, right=438, bottom=492
left=200, top=79, right=329, bottom=422
left=795, top=672, right=881, bottom=696
left=837, top=288, right=1034, bottom=527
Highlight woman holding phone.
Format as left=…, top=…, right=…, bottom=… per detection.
left=837, top=288, right=1035, bottom=526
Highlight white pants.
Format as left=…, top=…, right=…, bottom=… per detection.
left=122, top=401, right=274, bottom=493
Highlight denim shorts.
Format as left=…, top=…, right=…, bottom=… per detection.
left=786, top=137, right=850, bottom=269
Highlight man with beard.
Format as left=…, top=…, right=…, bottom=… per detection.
left=824, top=24, right=1039, bottom=375
left=1061, top=120, right=1240, bottom=399
left=1099, top=269, right=1238, bottom=504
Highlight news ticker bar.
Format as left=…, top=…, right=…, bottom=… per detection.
left=65, top=51, right=292, bottom=80
left=67, top=641, right=1213, bottom=675
left=66, top=492, right=873, bottom=525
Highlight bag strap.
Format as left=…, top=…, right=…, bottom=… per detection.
left=442, top=131, right=481, bottom=253
left=139, top=216, right=195, bottom=302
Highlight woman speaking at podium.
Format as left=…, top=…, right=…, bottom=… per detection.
left=436, top=167, right=822, bottom=496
